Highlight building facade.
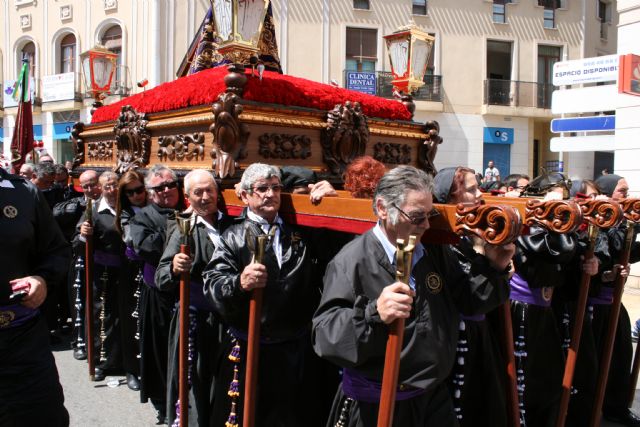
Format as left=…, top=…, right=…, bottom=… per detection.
left=0, top=0, right=618, bottom=180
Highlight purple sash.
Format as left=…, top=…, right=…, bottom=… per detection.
left=94, top=250, right=122, bottom=267
left=461, top=314, right=486, bottom=322
left=588, top=287, right=614, bottom=305
left=125, top=246, right=144, bottom=262
left=0, top=304, right=39, bottom=329
left=143, top=263, right=158, bottom=288
left=341, top=368, right=425, bottom=403
left=510, top=273, right=553, bottom=307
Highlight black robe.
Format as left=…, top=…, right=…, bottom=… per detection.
left=156, top=215, right=231, bottom=426
left=203, top=218, right=318, bottom=427
left=0, top=169, right=71, bottom=426
left=129, top=203, right=178, bottom=410
left=449, top=237, right=508, bottom=427
left=73, top=199, right=128, bottom=373
left=312, top=229, right=510, bottom=427
left=510, top=228, right=578, bottom=427
left=591, top=223, right=640, bottom=417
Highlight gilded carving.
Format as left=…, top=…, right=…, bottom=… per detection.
left=210, top=64, right=249, bottom=178
left=87, top=140, right=115, bottom=162
left=418, top=120, right=443, bottom=176
left=157, top=133, right=205, bottom=162
left=258, top=133, right=311, bottom=160
left=113, top=106, right=151, bottom=174
left=373, top=142, right=411, bottom=165
left=321, top=101, right=369, bottom=175
left=71, top=122, right=85, bottom=168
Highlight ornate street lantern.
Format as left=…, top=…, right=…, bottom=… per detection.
left=384, top=24, right=435, bottom=94
left=211, top=0, right=270, bottom=63
left=80, top=45, right=118, bottom=111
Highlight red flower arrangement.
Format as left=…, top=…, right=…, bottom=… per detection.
left=91, top=67, right=412, bottom=123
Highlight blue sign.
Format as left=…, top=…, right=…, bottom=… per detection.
left=345, top=72, right=376, bottom=95
left=550, top=115, right=615, bottom=133
left=483, top=127, right=514, bottom=144
left=33, top=125, right=43, bottom=140
left=53, top=122, right=74, bottom=139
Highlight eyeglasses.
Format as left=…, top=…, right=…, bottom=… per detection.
left=251, top=184, right=284, bottom=195
left=124, top=186, right=146, bottom=197
left=149, top=181, right=179, bottom=192
left=392, top=203, right=439, bottom=225
left=81, top=182, right=98, bottom=190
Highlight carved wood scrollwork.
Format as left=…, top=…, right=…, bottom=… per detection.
left=373, top=142, right=411, bottom=165
left=525, top=199, right=584, bottom=234
left=619, top=198, right=640, bottom=223
left=577, top=199, right=625, bottom=228
left=418, top=120, right=443, bottom=176
left=258, top=133, right=311, bottom=160
left=454, top=204, right=521, bottom=245
left=157, top=133, right=205, bottom=162
left=210, top=64, right=249, bottom=178
left=113, top=106, right=151, bottom=174
left=87, top=140, right=115, bottom=162
left=71, top=122, right=85, bottom=168
left=321, top=101, right=369, bottom=175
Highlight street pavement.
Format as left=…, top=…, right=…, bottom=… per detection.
left=50, top=287, right=640, bottom=426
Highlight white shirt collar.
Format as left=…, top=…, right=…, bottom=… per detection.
left=195, top=212, right=223, bottom=246
left=372, top=221, right=425, bottom=267
left=246, top=209, right=283, bottom=267
left=0, top=179, right=15, bottom=188
left=97, top=197, right=116, bottom=216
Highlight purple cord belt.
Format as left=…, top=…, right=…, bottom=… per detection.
left=510, top=273, right=553, bottom=307
left=341, top=368, right=425, bottom=403
left=125, top=246, right=144, bottom=262
left=460, top=314, right=486, bottom=322
left=93, top=250, right=122, bottom=267
left=143, top=263, right=158, bottom=288
left=185, top=281, right=215, bottom=312
left=0, top=304, right=39, bottom=329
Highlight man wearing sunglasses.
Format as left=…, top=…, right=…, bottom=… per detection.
left=204, top=163, right=320, bottom=426
left=313, top=166, right=514, bottom=427
left=128, top=164, right=186, bottom=424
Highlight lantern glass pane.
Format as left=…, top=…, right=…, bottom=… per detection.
left=82, top=56, right=92, bottom=91
left=389, top=38, right=410, bottom=78
left=237, top=0, right=266, bottom=44
left=213, top=0, right=233, bottom=41
left=93, top=57, right=114, bottom=89
left=411, top=38, right=432, bottom=81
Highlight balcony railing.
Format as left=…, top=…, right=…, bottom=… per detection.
left=484, top=79, right=556, bottom=109
left=343, top=70, right=443, bottom=102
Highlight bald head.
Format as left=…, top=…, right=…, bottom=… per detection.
left=184, top=169, right=218, bottom=219
left=184, top=169, right=217, bottom=195
left=79, top=169, right=101, bottom=200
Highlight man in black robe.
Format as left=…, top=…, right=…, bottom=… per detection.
left=74, top=171, right=138, bottom=386
left=129, top=164, right=186, bottom=424
left=0, top=167, right=71, bottom=426
left=156, top=169, right=232, bottom=426
left=312, top=165, right=514, bottom=427
left=204, top=163, right=319, bottom=427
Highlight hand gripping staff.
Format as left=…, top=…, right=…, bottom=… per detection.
left=377, top=235, right=417, bottom=427
left=84, top=198, right=96, bottom=380
left=243, top=231, right=269, bottom=427
left=555, top=198, right=624, bottom=427
left=590, top=198, right=640, bottom=427
left=175, top=212, right=194, bottom=427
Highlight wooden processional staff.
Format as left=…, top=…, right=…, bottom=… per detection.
left=377, top=235, right=417, bottom=427
left=176, top=213, right=194, bottom=427
left=85, top=199, right=96, bottom=380
left=243, top=233, right=268, bottom=427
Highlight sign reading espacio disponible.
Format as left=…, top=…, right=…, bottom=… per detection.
left=42, top=72, right=76, bottom=102
left=553, top=55, right=619, bottom=86
left=345, top=71, right=376, bottom=95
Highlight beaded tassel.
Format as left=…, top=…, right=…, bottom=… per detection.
left=172, top=308, right=199, bottom=426
left=226, top=337, right=241, bottom=427
left=588, top=304, right=594, bottom=323
left=514, top=303, right=528, bottom=427
left=99, top=271, right=109, bottom=363
left=73, top=256, right=85, bottom=352
left=561, top=308, right=571, bottom=352
left=132, top=265, right=143, bottom=359
left=452, top=319, right=468, bottom=421
left=334, top=397, right=353, bottom=427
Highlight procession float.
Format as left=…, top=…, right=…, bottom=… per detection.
left=67, top=1, right=640, bottom=426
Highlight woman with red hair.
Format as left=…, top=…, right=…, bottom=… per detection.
left=343, top=156, right=386, bottom=199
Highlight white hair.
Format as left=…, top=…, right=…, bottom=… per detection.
left=240, top=163, right=281, bottom=193
left=184, top=169, right=217, bottom=194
